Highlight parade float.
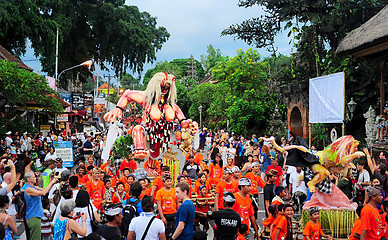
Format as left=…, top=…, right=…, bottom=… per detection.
left=272, top=136, right=363, bottom=237
left=102, top=72, right=197, bottom=176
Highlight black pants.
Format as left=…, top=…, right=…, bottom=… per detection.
left=164, top=213, right=176, bottom=238
left=251, top=194, right=259, bottom=220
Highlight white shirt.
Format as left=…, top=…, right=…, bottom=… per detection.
left=289, top=171, right=307, bottom=195
left=128, top=212, right=165, bottom=240
left=74, top=204, right=98, bottom=237
left=5, top=137, right=12, bottom=147
left=54, top=167, right=67, bottom=174
left=1, top=182, right=16, bottom=215
left=358, top=169, right=370, bottom=190
left=45, top=152, right=57, bottom=161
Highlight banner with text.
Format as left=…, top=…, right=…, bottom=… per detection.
left=53, top=141, right=73, bottom=168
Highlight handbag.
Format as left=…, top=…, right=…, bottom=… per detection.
left=87, top=203, right=100, bottom=232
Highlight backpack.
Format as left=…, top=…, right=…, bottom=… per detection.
left=120, top=199, right=141, bottom=238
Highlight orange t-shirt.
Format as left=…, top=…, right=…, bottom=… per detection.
left=276, top=215, right=290, bottom=240
left=195, top=193, right=210, bottom=213
left=271, top=214, right=283, bottom=237
left=184, top=153, right=203, bottom=166
left=244, top=172, right=265, bottom=195
left=209, top=163, right=223, bottom=186
left=361, top=204, right=383, bottom=239
left=112, top=192, right=129, bottom=203
left=155, top=188, right=177, bottom=215
left=194, top=179, right=212, bottom=195
left=349, top=218, right=361, bottom=240
left=85, top=180, right=106, bottom=210
left=152, top=176, right=163, bottom=196
left=384, top=213, right=388, bottom=237
left=303, top=221, right=323, bottom=240
left=120, top=159, right=129, bottom=171
left=130, top=159, right=137, bottom=172
left=143, top=159, right=161, bottom=173
left=100, top=162, right=107, bottom=170
left=233, top=193, right=254, bottom=227
left=215, top=180, right=238, bottom=209
left=75, top=174, right=88, bottom=186
left=140, top=187, right=151, bottom=200
left=102, top=166, right=118, bottom=187
left=236, top=234, right=245, bottom=240
left=262, top=214, right=275, bottom=227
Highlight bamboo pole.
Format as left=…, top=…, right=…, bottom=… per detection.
left=309, top=123, right=312, bottom=148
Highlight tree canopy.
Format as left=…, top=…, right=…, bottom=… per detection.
left=0, top=0, right=169, bottom=84
left=0, top=60, right=63, bottom=112
left=189, top=49, right=280, bottom=135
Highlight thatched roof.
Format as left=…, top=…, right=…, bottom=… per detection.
left=336, top=5, right=388, bottom=57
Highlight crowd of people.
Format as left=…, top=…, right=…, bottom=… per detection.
left=0, top=128, right=387, bottom=239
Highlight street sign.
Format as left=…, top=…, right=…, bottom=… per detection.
left=53, top=141, right=73, bottom=168
left=40, top=125, right=50, bottom=131
left=57, top=114, right=68, bottom=122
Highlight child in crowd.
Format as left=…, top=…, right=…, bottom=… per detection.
left=194, top=173, right=211, bottom=195
left=303, top=207, right=333, bottom=240
left=181, top=170, right=193, bottom=185
left=364, top=178, right=385, bottom=210
left=270, top=204, right=285, bottom=239
left=177, top=175, right=193, bottom=197
left=112, top=182, right=129, bottom=203
left=41, top=197, right=53, bottom=240
left=155, top=174, right=177, bottom=239
left=272, top=186, right=286, bottom=206
left=139, top=178, right=151, bottom=199
left=349, top=205, right=363, bottom=240
left=194, top=185, right=210, bottom=232
left=262, top=204, right=277, bottom=231
left=274, top=204, right=293, bottom=240
left=103, top=178, right=114, bottom=204
left=236, top=224, right=249, bottom=240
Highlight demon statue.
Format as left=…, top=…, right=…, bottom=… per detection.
left=104, top=72, right=197, bottom=159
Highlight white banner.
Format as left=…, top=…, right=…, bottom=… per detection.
left=309, top=72, right=345, bottom=123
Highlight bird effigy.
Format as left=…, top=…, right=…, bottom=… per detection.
left=104, top=72, right=198, bottom=160
left=271, top=136, right=363, bottom=237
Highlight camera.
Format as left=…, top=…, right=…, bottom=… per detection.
left=54, top=172, right=61, bottom=179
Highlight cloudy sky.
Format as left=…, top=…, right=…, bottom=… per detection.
left=129, top=0, right=292, bottom=72
left=23, top=0, right=292, bottom=82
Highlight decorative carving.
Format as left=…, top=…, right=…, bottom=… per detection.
left=268, top=105, right=285, bottom=136
left=363, top=106, right=377, bottom=146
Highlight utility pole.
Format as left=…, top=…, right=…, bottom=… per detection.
left=104, top=74, right=115, bottom=113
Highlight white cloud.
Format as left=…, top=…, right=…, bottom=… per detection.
left=128, top=0, right=291, bottom=68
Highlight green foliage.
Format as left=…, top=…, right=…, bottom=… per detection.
left=119, top=73, right=143, bottom=90
left=189, top=49, right=278, bottom=135
left=82, top=77, right=95, bottom=93
left=201, top=45, right=224, bottom=74
left=142, top=58, right=205, bottom=87
left=0, top=60, right=63, bottom=112
left=0, top=115, right=38, bottom=136
left=112, top=134, right=135, bottom=161
left=0, top=0, right=170, bottom=83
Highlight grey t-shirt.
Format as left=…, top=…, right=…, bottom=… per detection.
left=0, top=186, right=8, bottom=195
left=358, top=170, right=370, bottom=189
